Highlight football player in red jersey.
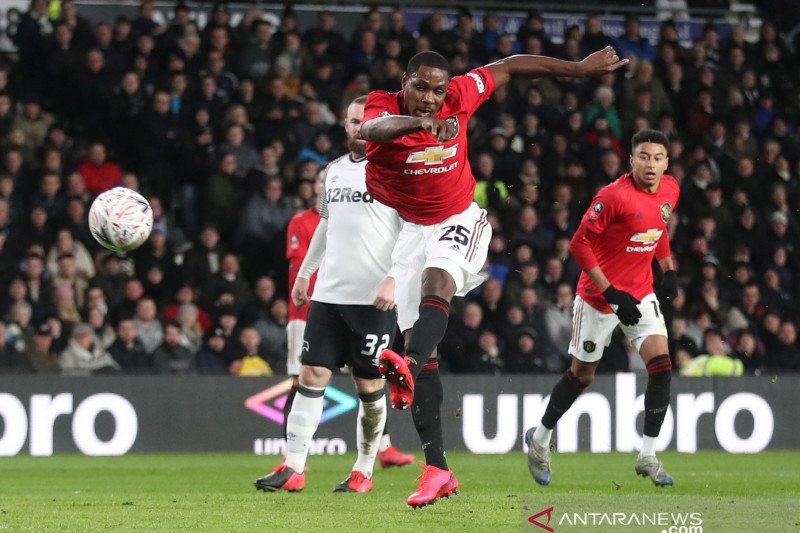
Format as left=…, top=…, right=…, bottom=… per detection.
left=361, top=47, right=628, bottom=507
left=526, top=130, right=679, bottom=488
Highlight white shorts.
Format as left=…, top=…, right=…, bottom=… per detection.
left=394, top=202, right=491, bottom=332
left=569, top=293, right=668, bottom=363
left=286, top=319, right=306, bottom=375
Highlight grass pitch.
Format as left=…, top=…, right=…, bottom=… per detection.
left=1, top=451, right=798, bottom=532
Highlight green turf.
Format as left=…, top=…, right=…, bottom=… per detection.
left=0, top=451, right=798, bottom=532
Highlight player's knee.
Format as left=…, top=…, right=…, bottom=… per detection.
left=299, top=365, right=332, bottom=388
left=569, top=365, right=596, bottom=387
left=421, top=267, right=456, bottom=300
left=357, top=387, right=386, bottom=403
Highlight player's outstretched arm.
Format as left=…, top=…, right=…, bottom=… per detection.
left=361, top=116, right=455, bottom=143
left=486, top=46, right=629, bottom=87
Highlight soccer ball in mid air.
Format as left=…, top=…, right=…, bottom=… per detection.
left=88, top=187, right=153, bottom=252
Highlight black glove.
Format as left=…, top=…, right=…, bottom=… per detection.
left=657, top=270, right=678, bottom=305
left=603, top=285, right=642, bottom=326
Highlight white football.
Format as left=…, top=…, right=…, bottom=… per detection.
left=88, top=187, right=153, bottom=252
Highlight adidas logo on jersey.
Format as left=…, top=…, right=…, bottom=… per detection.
left=326, top=187, right=374, bottom=204
left=449, top=244, right=461, bottom=252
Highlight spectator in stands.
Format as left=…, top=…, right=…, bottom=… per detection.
left=77, top=141, right=121, bottom=196
left=23, top=322, right=61, bottom=373
left=108, top=318, right=150, bottom=373
left=176, top=303, right=204, bottom=354
left=503, top=328, right=548, bottom=373
left=680, top=328, right=744, bottom=376
left=133, top=297, right=163, bottom=355
left=767, top=321, right=800, bottom=371
left=196, top=327, right=230, bottom=375
left=615, top=15, right=657, bottom=62
left=0, top=321, right=21, bottom=371
left=731, top=329, right=765, bottom=374
left=14, top=94, right=54, bottom=151
left=87, top=305, right=115, bottom=349
left=47, top=228, right=94, bottom=281
left=236, top=176, right=292, bottom=279
left=544, top=283, right=574, bottom=362
left=59, top=322, right=119, bottom=375
left=183, top=226, right=225, bottom=289
left=153, top=320, right=195, bottom=374
left=205, top=153, right=243, bottom=242
left=231, top=325, right=272, bottom=376
left=202, top=253, right=251, bottom=313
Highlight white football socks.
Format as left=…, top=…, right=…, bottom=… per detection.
left=533, top=425, right=553, bottom=448
left=284, top=386, right=324, bottom=473
left=352, top=397, right=387, bottom=477
left=379, top=433, right=392, bottom=453
left=640, top=435, right=657, bottom=458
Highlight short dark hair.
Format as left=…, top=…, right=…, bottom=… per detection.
left=352, top=95, right=368, bottom=106
left=406, top=51, right=451, bottom=77
left=631, top=129, right=669, bottom=151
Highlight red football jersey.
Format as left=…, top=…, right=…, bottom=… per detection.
left=574, top=174, right=680, bottom=312
left=364, top=67, right=496, bottom=225
left=286, top=208, right=321, bottom=321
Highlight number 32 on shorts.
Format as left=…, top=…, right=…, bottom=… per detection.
left=362, top=334, right=390, bottom=366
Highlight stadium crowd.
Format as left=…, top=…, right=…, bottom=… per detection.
left=0, top=0, right=798, bottom=376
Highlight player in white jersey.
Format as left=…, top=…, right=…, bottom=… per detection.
left=254, top=96, right=404, bottom=494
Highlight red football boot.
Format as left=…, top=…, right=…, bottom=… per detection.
left=406, top=465, right=459, bottom=508
left=253, top=464, right=305, bottom=492
left=379, top=446, right=415, bottom=468
left=332, top=470, right=373, bottom=493
left=378, top=349, right=415, bottom=410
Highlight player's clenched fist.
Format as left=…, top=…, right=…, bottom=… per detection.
left=602, top=285, right=642, bottom=326
left=419, top=117, right=456, bottom=142
left=292, top=277, right=311, bottom=307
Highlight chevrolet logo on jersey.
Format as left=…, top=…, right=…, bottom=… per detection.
left=630, top=229, right=663, bottom=244
left=406, top=144, right=458, bottom=165
left=627, top=228, right=663, bottom=252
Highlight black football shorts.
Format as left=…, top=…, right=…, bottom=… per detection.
left=301, top=301, right=397, bottom=379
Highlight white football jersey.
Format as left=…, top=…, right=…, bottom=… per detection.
left=313, top=154, right=402, bottom=305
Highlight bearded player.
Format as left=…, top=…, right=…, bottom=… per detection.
left=284, top=170, right=413, bottom=470
left=525, top=129, right=680, bottom=487
left=361, top=47, right=628, bottom=507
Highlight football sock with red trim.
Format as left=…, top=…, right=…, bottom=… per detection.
left=411, top=364, right=447, bottom=470
left=541, top=370, right=589, bottom=430
left=405, top=295, right=450, bottom=380
left=644, top=354, right=672, bottom=438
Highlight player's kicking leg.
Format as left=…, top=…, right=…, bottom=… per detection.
left=333, top=378, right=387, bottom=493
left=254, top=365, right=331, bottom=492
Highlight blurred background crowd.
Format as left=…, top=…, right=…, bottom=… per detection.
left=0, top=0, right=798, bottom=377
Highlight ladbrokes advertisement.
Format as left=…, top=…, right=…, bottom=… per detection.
left=0, top=375, right=796, bottom=456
